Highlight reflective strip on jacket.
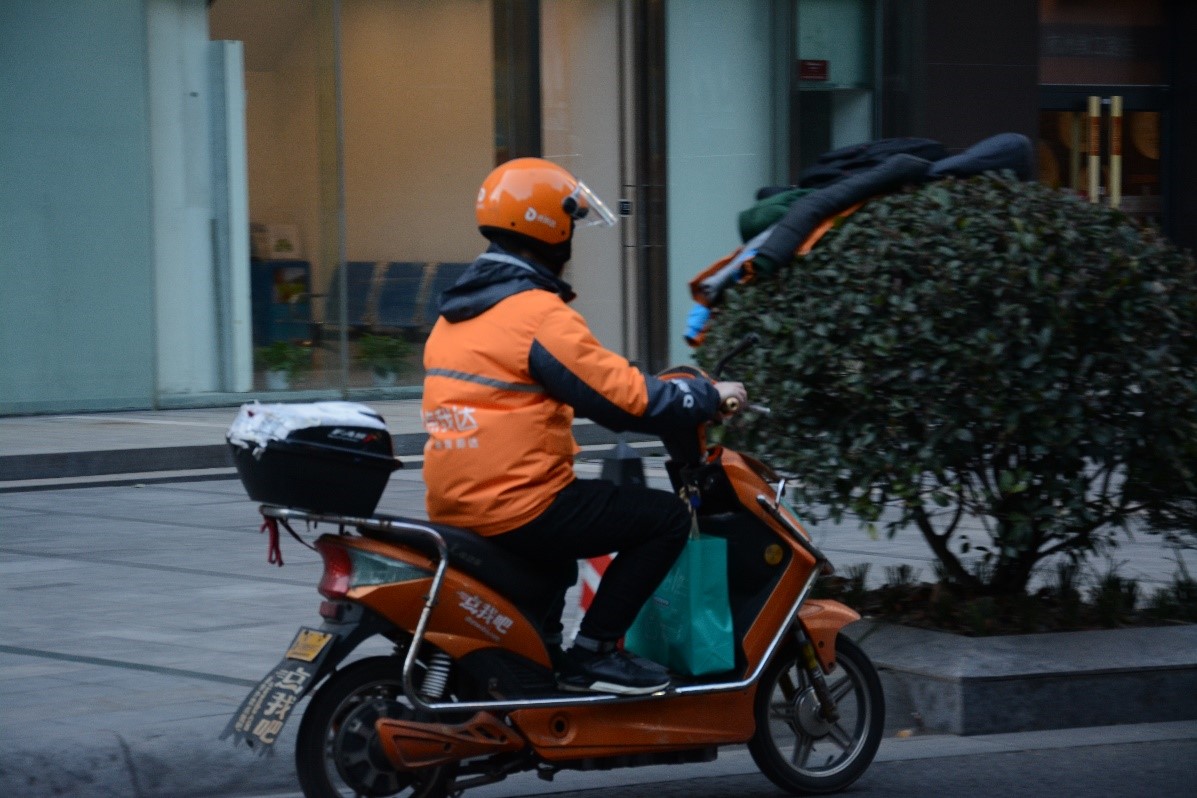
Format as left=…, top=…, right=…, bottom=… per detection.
left=422, top=247, right=720, bottom=535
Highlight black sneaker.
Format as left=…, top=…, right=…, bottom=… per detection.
left=549, top=644, right=668, bottom=676
left=621, top=649, right=670, bottom=675
left=557, top=647, right=672, bottom=695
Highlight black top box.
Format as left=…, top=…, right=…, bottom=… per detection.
left=227, top=402, right=402, bottom=517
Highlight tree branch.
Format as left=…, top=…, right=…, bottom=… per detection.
left=911, top=502, right=979, bottom=589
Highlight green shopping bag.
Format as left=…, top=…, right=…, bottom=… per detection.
left=624, top=529, right=735, bottom=676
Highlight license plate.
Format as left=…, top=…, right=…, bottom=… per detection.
left=221, top=627, right=337, bottom=753
left=286, top=628, right=333, bottom=662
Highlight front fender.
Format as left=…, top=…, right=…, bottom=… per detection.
left=797, top=599, right=860, bottom=672
left=222, top=603, right=393, bottom=751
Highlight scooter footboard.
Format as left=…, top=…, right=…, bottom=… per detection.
left=509, top=689, right=757, bottom=760
left=797, top=599, right=861, bottom=672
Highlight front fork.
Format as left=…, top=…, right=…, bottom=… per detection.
left=795, top=626, right=841, bottom=723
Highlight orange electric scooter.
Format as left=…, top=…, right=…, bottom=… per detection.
left=224, top=337, right=884, bottom=798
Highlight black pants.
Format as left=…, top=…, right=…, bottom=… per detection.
left=494, top=478, right=691, bottom=642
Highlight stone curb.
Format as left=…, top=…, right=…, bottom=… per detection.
left=849, top=621, right=1197, bottom=736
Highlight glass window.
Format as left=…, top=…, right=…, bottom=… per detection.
left=210, top=0, right=631, bottom=394
left=210, top=0, right=346, bottom=393
left=210, top=0, right=498, bottom=395
left=338, top=0, right=494, bottom=389
left=792, top=0, right=877, bottom=175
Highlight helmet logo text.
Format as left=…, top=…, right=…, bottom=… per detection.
left=524, top=206, right=557, bottom=228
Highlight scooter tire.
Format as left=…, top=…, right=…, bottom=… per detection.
left=295, top=656, right=452, bottom=798
left=748, top=633, right=884, bottom=794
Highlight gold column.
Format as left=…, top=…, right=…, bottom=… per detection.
left=1109, top=96, right=1123, bottom=209
left=1087, top=95, right=1101, bottom=204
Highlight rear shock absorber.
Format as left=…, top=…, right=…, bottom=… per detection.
left=420, top=651, right=453, bottom=700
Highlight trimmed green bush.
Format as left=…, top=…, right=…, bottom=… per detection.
left=699, top=173, right=1197, bottom=596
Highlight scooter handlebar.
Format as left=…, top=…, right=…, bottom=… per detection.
left=719, top=398, right=771, bottom=416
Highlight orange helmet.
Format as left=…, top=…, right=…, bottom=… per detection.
left=476, top=157, right=615, bottom=246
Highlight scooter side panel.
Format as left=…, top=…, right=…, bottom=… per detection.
left=714, top=448, right=822, bottom=673
left=335, top=537, right=552, bottom=668
left=718, top=449, right=819, bottom=557
left=508, top=688, right=757, bottom=759
left=740, top=561, right=808, bottom=670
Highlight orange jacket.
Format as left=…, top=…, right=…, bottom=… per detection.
left=422, top=247, right=720, bottom=535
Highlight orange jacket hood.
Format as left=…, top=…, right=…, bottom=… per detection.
left=439, top=244, right=574, bottom=322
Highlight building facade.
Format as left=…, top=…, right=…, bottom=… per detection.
left=2, top=0, right=1192, bottom=415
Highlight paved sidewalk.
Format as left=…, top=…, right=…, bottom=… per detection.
left=0, top=402, right=1194, bottom=797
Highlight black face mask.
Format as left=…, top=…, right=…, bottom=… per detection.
left=483, top=229, right=571, bottom=275
left=533, top=238, right=572, bottom=275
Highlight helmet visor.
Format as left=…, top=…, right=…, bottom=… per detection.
left=564, top=181, right=617, bottom=228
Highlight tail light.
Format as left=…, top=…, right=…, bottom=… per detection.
left=315, top=540, right=431, bottom=599
left=316, top=539, right=352, bottom=599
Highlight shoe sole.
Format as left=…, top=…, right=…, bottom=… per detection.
left=556, top=678, right=670, bottom=696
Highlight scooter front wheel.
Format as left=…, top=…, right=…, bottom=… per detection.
left=748, top=633, right=884, bottom=794
left=295, top=656, right=453, bottom=798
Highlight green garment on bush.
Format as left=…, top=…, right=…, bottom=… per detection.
left=737, top=187, right=812, bottom=243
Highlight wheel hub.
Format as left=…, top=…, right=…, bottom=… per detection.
left=794, top=687, right=833, bottom=738
left=333, top=697, right=411, bottom=796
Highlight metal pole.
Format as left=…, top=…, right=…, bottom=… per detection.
left=333, top=0, right=349, bottom=394
left=1109, top=95, right=1123, bottom=209
left=1087, top=95, right=1101, bottom=203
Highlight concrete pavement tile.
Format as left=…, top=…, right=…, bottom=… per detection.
left=0, top=670, right=94, bottom=701
left=2, top=676, right=133, bottom=711
left=0, top=658, right=90, bottom=680
left=177, top=618, right=282, bottom=634
left=41, top=693, right=248, bottom=726
left=0, top=556, right=92, bottom=576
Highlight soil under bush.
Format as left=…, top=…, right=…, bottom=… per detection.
left=815, top=574, right=1197, bottom=636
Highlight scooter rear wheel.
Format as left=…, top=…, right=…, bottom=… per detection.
left=748, top=633, right=884, bottom=794
left=295, top=656, right=453, bottom=798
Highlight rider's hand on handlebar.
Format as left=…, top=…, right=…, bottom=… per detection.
left=715, top=381, right=748, bottom=418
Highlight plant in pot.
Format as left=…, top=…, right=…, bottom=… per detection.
left=357, top=333, right=411, bottom=387
left=256, top=341, right=310, bottom=390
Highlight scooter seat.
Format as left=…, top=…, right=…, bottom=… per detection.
left=359, top=512, right=575, bottom=613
